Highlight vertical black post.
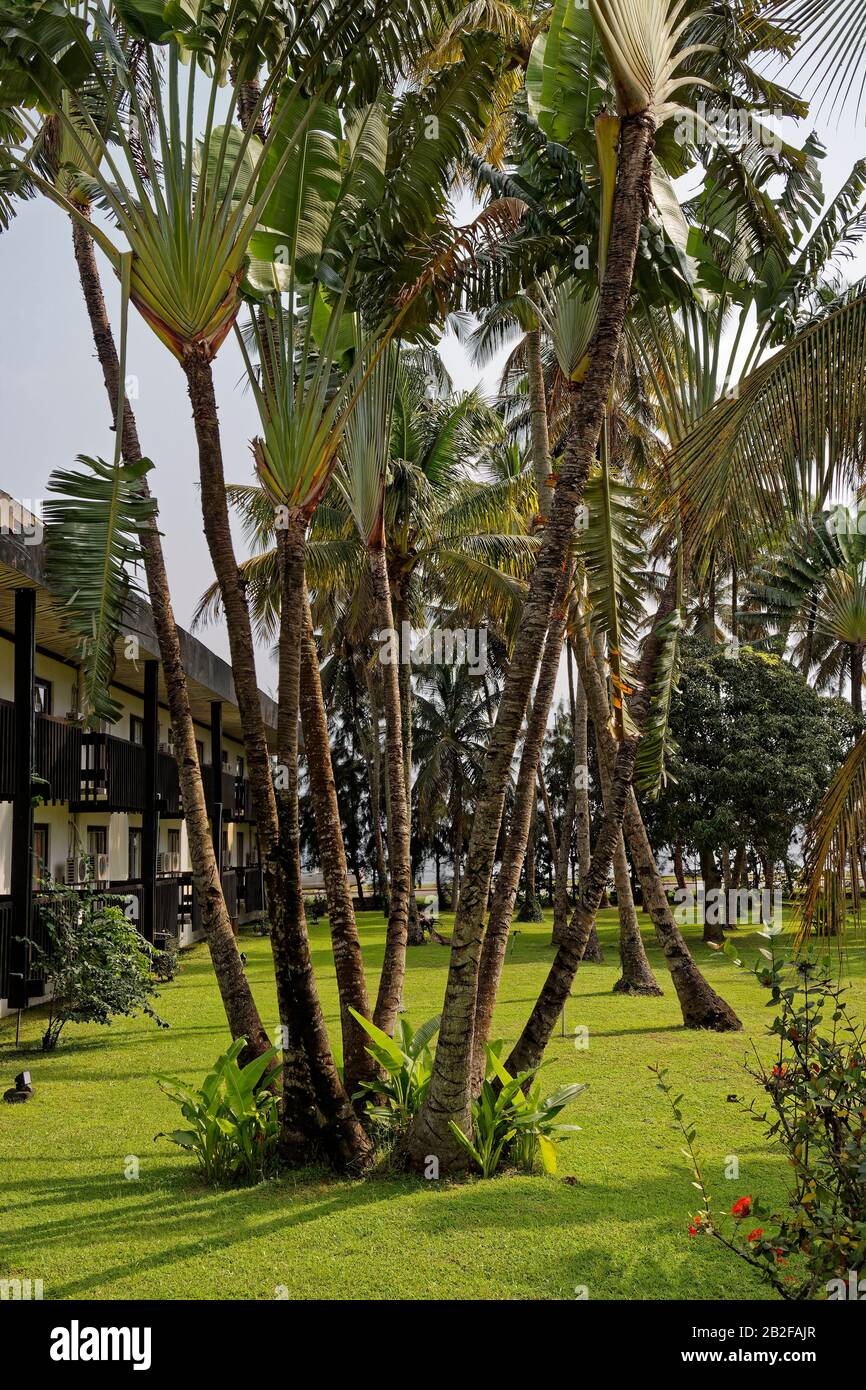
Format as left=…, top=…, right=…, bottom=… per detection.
left=141, top=660, right=159, bottom=942
left=210, top=700, right=223, bottom=875
left=9, top=588, right=36, bottom=1008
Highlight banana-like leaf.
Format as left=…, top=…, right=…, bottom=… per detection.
left=43, top=454, right=156, bottom=725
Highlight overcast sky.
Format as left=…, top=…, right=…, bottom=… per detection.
left=2, top=96, right=865, bottom=702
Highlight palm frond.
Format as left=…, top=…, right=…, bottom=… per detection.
left=43, top=454, right=155, bottom=724
left=797, top=731, right=866, bottom=944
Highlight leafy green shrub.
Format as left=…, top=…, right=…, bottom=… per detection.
left=449, top=1048, right=585, bottom=1178
left=156, top=1038, right=281, bottom=1185
left=30, top=880, right=166, bottom=1051
left=350, top=1008, right=440, bottom=1126
left=653, top=929, right=866, bottom=1299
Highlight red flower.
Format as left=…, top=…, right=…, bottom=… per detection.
left=731, top=1196, right=753, bottom=1219
left=747, top=1228, right=763, bottom=1244
left=775, top=1249, right=785, bottom=1264
left=771, top=1064, right=787, bottom=1079
left=688, top=1224, right=700, bottom=1238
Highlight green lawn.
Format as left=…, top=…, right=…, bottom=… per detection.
left=1, top=908, right=862, bottom=1301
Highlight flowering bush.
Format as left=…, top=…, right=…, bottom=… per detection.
left=651, top=928, right=866, bottom=1300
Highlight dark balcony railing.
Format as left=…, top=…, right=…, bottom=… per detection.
left=0, top=701, right=15, bottom=800
left=37, top=714, right=84, bottom=803
left=0, top=892, right=58, bottom=1003
left=0, top=700, right=249, bottom=824
left=0, top=879, right=187, bottom=1002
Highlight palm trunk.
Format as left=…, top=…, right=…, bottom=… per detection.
left=298, top=591, right=376, bottom=1096
left=183, top=348, right=367, bottom=1165
left=518, top=801, right=543, bottom=921
left=569, top=657, right=602, bottom=961
left=276, top=522, right=372, bottom=1166
left=472, top=568, right=572, bottom=1089
left=552, top=776, right=577, bottom=945
left=700, top=846, right=724, bottom=944
left=364, top=667, right=390, bottom=912
left=526, top=290, right=552, bottom=523
left=591, top=712, right=661, bottom=997
left=673, top=841, right=687, bottom=891
left=538, top=766, right=557, bottom=866
left=396, top=593, right=420, bottom=944
left=182, top=347, right=279, bottom=847
left=368, top=544, right=411, bottom=1033
left=452, top=794, right=463, bottom=920
left=69, top=214, right=268, bottom=1058
left=572, top=613, right=740, bottom=1030
left=406, top=111, right=656, bottom=1171
left=610, top=828, right=661, bottom=994
left=506, top=737, right=640, bottom=1076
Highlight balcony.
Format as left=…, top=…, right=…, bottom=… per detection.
left=0, top=700, right=251, bottom=823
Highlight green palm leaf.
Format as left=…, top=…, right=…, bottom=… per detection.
left=43, top=453, right=155, bottom=724
left=797, top=731, right=866, bottom=944
left=670, top=287, right=866, bottom=565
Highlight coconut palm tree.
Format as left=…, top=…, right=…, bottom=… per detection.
left=405, top=0, right=728, bottom=1172
left=413, top=664, right=490, bottom=918
left=746, top=514, right=866, bottom=713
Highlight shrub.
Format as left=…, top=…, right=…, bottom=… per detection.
left=30, top=880, right=166, bottom=1051
left=449, top=1047, right=585, bottom=1178
left=652, top=929, right=866, bottom=1299
left=350, top=1008, right=440, bottom=1127
left=156, top=1038, right=281, bottom=1185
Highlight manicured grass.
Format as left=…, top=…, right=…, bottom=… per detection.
left=1, top=908, right=863, bottom=1301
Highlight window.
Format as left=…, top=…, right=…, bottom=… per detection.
left=196, top=739, right=205, bottom=765
left=236, top=754, right=245, bottom=779
left=87, top=827, right=107, bottom=858
left=235, top=832, right=245, bottom=869
left=34, top=677, right=52, bottom=715
left=166, top=828, right=181, bottom=873
left=221, top=749, right=230, bottom=767
left=87, top=826, right=108, bottom=880
left=130, top=715, right=145, bottom=746
left=222, top=830, right=229, bottom=866
left=33, top=824, right=49, bottom=886
left=128, top=827, right=142, bottom=881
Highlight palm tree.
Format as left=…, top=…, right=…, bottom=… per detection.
left=0, top=6, right=269, bottom=1058
left=414, top=664, right=489, bottom=918
left=4, top=0, right=486, bottom=1168
left=406, top=0, right=725, bottom=1172
left=747, top=514, right=866, bottom=714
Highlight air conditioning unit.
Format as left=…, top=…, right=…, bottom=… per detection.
left=65, top=855, right=88, bottom=884
left=158, top=743, right=173, bottom=755
left=96, top=853, right=110, bottom=881
left=156, top=852, right=166, bottom=875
